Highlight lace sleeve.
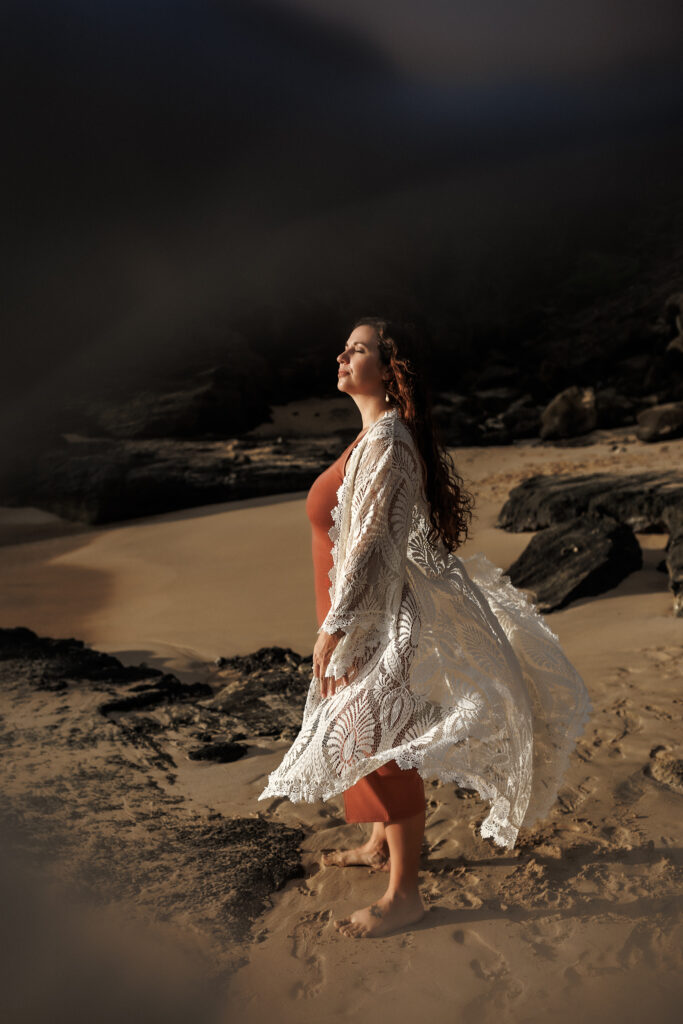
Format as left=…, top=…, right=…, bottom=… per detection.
left=319, top=429, right=419, bottom=682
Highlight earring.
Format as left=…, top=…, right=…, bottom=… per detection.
left=385, top=391, right=390, bottom=403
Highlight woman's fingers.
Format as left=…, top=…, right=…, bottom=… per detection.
left=318, top=673, right=350, bottom=699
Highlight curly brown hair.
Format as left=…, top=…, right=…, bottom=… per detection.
left=352, top=316, right=476, bottom=555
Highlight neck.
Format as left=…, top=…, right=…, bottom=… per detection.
left=352, top=395, right=393, bottom=430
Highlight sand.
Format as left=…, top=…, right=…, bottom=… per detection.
left=1, top=422, right=682, bottom=1023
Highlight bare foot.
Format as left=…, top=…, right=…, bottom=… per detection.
left=321, top=840, right=390, bottom=872
left=334, top=890, right=426, bottom=938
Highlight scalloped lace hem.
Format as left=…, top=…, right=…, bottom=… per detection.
left=259, top=763, right=526, bottom=851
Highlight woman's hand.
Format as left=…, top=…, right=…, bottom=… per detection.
left=313, top=628, right=349, bottom=698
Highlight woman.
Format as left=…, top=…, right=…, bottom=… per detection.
left=259, top=317, right=592, bottom=939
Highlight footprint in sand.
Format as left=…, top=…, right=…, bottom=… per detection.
left=421, top=881, right=445, bottom=906
left=644, top=745, right=683, bottom=795
left=453, top=928, right=525, bottom=1010
left=610, top=697, right=644, bottom=743
left=643, top=703, right=675, bottom=722
left=454, top=927, right=509, bottom=981
left=297, top=883, right=319, bottom=897
left=617, top=916, right=683, bottom=973
left=289, top=909, right=331, bottom=1000
left=614, top=773, right=647, bottom=805
left=557, top=776, right=597, bottom=814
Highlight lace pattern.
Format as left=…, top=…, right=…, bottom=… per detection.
left=258, top=408, right=593, bottom=850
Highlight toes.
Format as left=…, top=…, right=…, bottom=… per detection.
left=335, top=918, right=360, bottom=938
left=340, top=919, right=364, bottom=938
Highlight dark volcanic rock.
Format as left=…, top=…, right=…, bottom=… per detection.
left=663, top=290, right=683, bottom=361
left=472, top=387, right=522, bottom=414
left=500, top=394, right=543, bottom=439
left=498, top=471, right=683, bottom=614
left=664, top=505, right=683, bottom=616
left=77, top=355, right=273, bottom=440
left=635, top=401, right=683, bottom=443
left=498, top=471, right=683, bottom=534
left=525, top=256, right=683, bottom=407
left=0, top=626, right=308, bottom=974
left=432, top=394, right=483, bottom=446
left=594, top=387, right=638, bottom=429
left=187, top=741, right=250, bottom=763
left=0, top=628, right=313, bottom=745
left=99, top=676, right=213, bottom=714
left=0, top=626, right=165, bottom=689
left=209, top=646, right=314, bottom=741
left=505, top=514, right=642, bottom=611
left=433, top=390, right=544, bottom=446
left=171, top=816, right=305, bottom=942
left=0, top=435, right=336, bottom=525
left=540, top=385, right=598, bottom=440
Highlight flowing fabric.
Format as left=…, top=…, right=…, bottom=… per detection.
left=258, top=407, right=592, bottom=850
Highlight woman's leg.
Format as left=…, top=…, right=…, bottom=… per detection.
left=334, top=805, right=426, bottom=939
left=321, top=820, right=390, bottom=870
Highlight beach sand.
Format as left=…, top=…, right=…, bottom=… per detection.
left=0, top=423, right=681, bottom=1023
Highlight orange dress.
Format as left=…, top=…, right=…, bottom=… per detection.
left=305, top=432, right=426, bottom=823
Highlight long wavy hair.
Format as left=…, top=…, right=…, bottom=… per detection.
left=352, top=316, right=475, bottom=555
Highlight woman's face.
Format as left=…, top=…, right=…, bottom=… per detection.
left=336, top=325, right=387, bottom=397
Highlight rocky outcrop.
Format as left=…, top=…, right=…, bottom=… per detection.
left=209, top=647, right=313, bottom=741
left=0, top=435, right=338, bottom=525
left=498, top=471, right=683, bottom=533
left=540, top=385, right=598, bottom=440
left=663, top=290, right=683, bottom=359
left=593, top=387, right=640, bottom=429
left=73, top=353, right=273, bottom=440
left=522, top=275, right=683, bottom=409
left=498, top=471, right=683, bottom=614
left=663, top=505, right=683, bottom=616
left=505, top=514, right=642, bottom=612
left=635, top=402, right=683, bottom=442
left=432, top=389, right=545, bottom=446
left=5, top=270, right=683, bottom=524
left=0, top=627, right=309, bottom=975
left=431, top=393, right=489, bottom=446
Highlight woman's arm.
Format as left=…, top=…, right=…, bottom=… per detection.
left=313, top=626, right=346, bottom=698
left=316, top=427, right=419, bottom=692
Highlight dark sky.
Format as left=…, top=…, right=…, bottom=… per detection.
left=3, top=0, right=683, bottom=460
left=275, top=0, right=682, bottom=83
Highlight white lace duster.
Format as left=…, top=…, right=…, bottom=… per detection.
left=258, top=407, right=592, bottom=849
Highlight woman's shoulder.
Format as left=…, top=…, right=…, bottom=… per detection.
left=372, top=410, right=417, bottom=452
left=359, top=411, right=419, bottom=475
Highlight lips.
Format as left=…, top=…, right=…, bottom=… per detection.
left=338, top=370, right=350, bottom=377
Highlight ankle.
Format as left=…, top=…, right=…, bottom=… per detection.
left=384, top=886, right=421, bottom=902
left=363, top=843, right=388, bottom=858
